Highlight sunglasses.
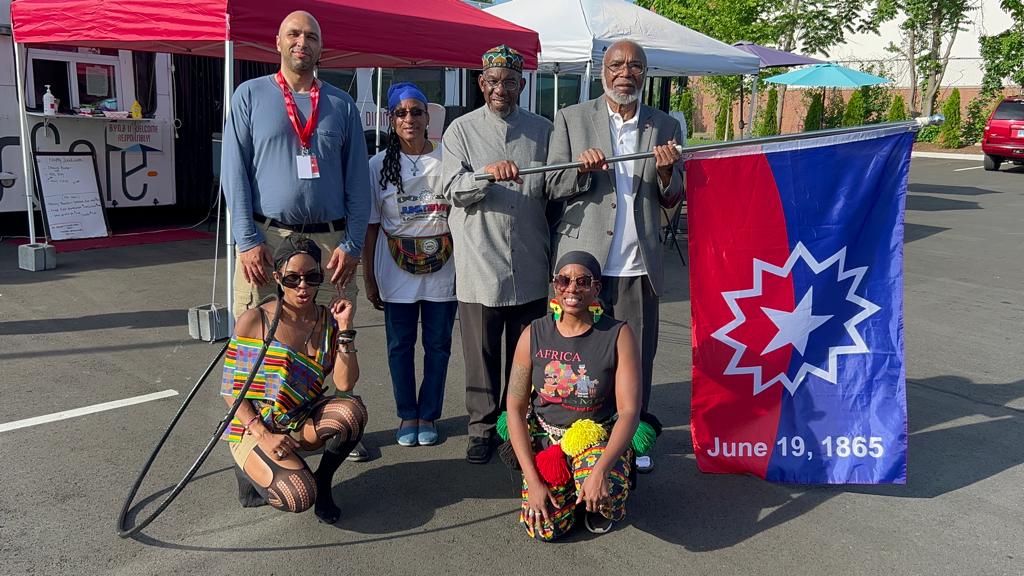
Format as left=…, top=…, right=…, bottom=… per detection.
left=280, top=270, right=324, bottom=288
left=552, top=274, right=594, bottom=290
left=392, top=108, right=426, bottom=118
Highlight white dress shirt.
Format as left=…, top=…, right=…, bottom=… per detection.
left=603, top=104, right=646, bottom=277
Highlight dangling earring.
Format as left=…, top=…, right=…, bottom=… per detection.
left=588, top=302, right=604, bottom=323
left=549, top=298, right=563, bottom=321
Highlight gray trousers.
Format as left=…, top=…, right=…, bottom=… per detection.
left=599, top=275, right=659, bottom=411
left=459, top=298, right=547, bottom=439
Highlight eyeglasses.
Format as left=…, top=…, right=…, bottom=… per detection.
left=392, top=108, right=426, bottom=118
left=280, top=270, right=324, bottom=288
left=482, top=78, right=521, bottom=91
left=605, top=61, right=646, bottom=75
left=552, top=274, right=594, bottom=290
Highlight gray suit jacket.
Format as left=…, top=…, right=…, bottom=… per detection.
left=546, top=97, right=684, bottom=295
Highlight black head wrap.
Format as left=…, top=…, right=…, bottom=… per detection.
left=554, top=250, right=602, bottom=279
left=273, top=235, right=322, bottom=271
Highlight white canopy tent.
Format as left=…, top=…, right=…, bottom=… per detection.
left=485, top=0, right=759, bottom=76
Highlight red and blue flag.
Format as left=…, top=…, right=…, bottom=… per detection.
left=686, top=127, right=911, bottom=484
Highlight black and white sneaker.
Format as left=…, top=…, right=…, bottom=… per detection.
left=584, top=511, right=615, bottom=534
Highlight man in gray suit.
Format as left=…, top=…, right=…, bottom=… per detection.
left=546, top=40, right=684, bottom=473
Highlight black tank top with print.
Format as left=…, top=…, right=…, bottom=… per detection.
left=530, top=314, right=624, bottom=429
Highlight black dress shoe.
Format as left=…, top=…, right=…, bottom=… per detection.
left=345, top=440, right=370, bottom=462
left=466, top=436, right=494, bottom=464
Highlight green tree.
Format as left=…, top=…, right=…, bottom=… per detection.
left=754, top=88, right=779, bottom=136
left=939, top=87, right=962, bottom=148
left=714, top=98, right=735, bottom=140
left=875, top=0, right=980, bottom=116
left=887, top=94, right=909, bottom=121
left=671, top=85, right=697, bottom=138
left=803, top=91, right=824, bottom=131
left=979, top=0, right=1024, bottom=94
left=823, top=90, right=846, bottom=128
left=842, top=90, right=866, bottom=126
left=857, top=64, right=893, bottom=123
left=961, top=94, right=996, bottom=145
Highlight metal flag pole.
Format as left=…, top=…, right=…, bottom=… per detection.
left=472, top=116, right=944, bottom=182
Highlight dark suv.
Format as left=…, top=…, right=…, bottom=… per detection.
left=982, top=97, right=1024, bottom=171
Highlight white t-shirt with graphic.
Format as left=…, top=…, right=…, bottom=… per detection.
left=368, top=145, right=456, bottom=303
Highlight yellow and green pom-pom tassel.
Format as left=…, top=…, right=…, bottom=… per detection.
left=631, top=420, right=657, bottom=456
left=496, top=411, right=509, bottom=442
left=560, top=419, right=608, bottom=457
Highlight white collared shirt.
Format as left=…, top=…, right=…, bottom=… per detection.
left=604, top=103, right=646, bottom=276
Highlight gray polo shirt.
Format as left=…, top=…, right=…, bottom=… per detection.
left=441, top=106, right=553, bottom=307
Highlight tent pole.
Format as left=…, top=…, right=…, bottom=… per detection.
left=375, top=68, right=383, bottom=153
left=13, top=41, right=36, bottom=246
left=553, top=70, right=559, bottom=117
left=581, top=60, right=592, bottom=102
left=223, top=39, right=235, bottom=334
left=747, top=75, right=759, bottom=138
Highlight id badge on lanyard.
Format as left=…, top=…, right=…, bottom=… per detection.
left=276, top=72, right=321, bottom=180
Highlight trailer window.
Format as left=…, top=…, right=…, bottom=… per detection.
left=30, top=59, right=72, bottom=113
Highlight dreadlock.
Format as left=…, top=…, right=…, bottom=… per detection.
left=379, top=130, right=404, bottom=196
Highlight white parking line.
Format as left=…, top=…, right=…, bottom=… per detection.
left=953, top=165, right=985, bottom=172
left=0, top=389, right=179, bottom=433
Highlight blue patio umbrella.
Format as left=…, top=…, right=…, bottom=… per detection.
left=764, top=63, right=890, bottom=130
left=764, top=63, right=890, bottom=88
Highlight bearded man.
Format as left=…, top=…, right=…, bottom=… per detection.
left=545, top=40, right=685, bottom=474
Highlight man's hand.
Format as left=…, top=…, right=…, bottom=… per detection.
left=576, top=148, right=609, bottom=173
left=654, top=139, right=682, bottom=184
left=240, top=243, right=273, bottom=285
left=484, top=160, right=523, bottom=184
left=327, top=246, right=359, bottom=289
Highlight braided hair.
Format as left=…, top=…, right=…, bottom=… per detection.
left=379, top=130, right=405, bottom=195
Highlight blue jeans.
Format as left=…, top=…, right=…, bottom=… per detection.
left=383, top=300, right=458, bottom=421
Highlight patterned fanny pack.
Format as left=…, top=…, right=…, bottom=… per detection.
left=385, top=231, right=453, bottom=275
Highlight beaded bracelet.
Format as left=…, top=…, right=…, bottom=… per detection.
left=243, top=414, right=260, bottom=434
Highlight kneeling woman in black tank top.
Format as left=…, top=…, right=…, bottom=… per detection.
left=506, top=250, right=641, bottom=541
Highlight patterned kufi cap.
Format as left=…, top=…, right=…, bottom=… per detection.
left=481, top=45, right=524, bottom=73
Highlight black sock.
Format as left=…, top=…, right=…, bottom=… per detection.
left=313, top=434, right=361, bottom=523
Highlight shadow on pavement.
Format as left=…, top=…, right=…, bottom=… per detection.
left=630, top=375, right=1024, bottom=550
left=906, top=194, right=981, bottom=212
left=906, top=183, right=1002, bottom=197
left=0, top=309, right=187, bottom=335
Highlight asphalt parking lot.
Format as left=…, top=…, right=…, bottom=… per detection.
left=1, top=156, right=1021, bottom=575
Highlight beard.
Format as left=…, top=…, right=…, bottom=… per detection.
left=602, top=75, right=639, bottom=106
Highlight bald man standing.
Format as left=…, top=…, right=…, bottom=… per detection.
left=221, top=11, right=371, bottom=465
left=222, top=11, right=369, bottom=318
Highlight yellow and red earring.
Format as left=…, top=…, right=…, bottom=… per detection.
left=588, top=303, right=604, bottom=323
left=549, top=298, right=563, bottom=321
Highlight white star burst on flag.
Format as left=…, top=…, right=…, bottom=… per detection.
left=711, top=242, right=881, bottom=396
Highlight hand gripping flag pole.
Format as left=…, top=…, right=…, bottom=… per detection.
left=471, top=115, right=944, bottom=182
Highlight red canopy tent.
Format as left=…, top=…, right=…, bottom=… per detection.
left=10, top=0, right=540, bottom=68
left=9, top=0, right=538, bottom=321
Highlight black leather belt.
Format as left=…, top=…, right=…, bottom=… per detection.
left=253, top=213, right=346, bottom=234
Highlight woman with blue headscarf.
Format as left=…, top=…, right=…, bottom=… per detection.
left=363, top=82, right=456, bottom=447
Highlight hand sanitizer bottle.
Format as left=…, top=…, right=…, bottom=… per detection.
left=43, top=85, right=56, bottom=116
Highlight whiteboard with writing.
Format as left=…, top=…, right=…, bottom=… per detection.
left=35, top=154, right=109, bottom=240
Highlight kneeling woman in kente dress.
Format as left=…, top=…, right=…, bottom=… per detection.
left=505, top=251, right=646, bottom=540
left=220, top=236, right=368, bottom=524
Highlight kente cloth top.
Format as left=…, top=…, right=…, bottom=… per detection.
left=529, top=314, right=624, bottom=429
left=220, top=307, right=337, bottom=442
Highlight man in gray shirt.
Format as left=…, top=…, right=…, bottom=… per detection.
left=221, top=10, right=369, bottom=318
left=442, top=45, right=553, bottom=464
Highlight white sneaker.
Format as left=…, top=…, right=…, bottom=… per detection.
left=636, top=455, right=654, bottom=474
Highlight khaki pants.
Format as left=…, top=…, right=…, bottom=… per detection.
left=233, top=223, right=359, bottom=319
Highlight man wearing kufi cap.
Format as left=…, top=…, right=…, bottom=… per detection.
left=441, top=45, right=554, bottom=464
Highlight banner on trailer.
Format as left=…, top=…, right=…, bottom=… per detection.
left=686, top=126, right=911, bottom=484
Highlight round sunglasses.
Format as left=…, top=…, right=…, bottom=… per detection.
left=552, top=274, right=594, bottom=290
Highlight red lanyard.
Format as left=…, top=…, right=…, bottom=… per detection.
left=275, top=71, right=320, bottom=153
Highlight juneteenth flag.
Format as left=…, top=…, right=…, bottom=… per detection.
left=686, top=126, right=911, bottom=484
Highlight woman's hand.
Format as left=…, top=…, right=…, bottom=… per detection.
left=330, top=298, right=355, bottom=329
left=256, top=430, right=300, bottom=461
left=525, top=478, right=560, bottom=530
left=576, top=471, right=611, bottom=512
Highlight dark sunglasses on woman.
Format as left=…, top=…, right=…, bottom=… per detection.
left=392, top=108, right=426, bottom=118
left=552, top=274, right=594, bottom=290
left=280, top=271, right=325, bottom=288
